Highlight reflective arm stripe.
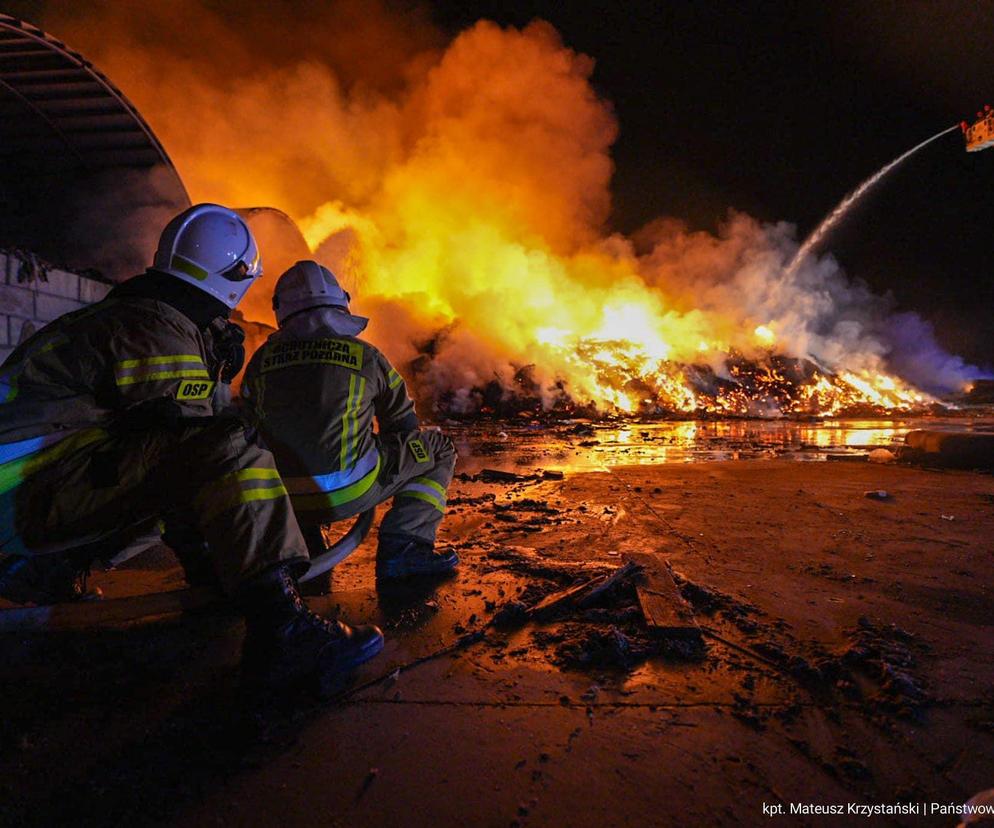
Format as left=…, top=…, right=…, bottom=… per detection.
left=114, top=355, right=209, bottom=387
left=387, top=369, right=404, bottom=389
left=290, top=454, right=381, bottom=512
left=117, top=369, right=210, bottom=386
left=194, top=467, right=288, bottom=523
left=116, top=355, right=205, bottom=369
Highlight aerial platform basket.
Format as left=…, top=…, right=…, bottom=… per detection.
left=963, top=106, right=994, bottom=152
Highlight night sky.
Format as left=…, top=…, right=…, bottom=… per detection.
left=7, top=0, right=993, bottom=367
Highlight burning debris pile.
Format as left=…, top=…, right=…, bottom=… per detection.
left=415, top=348, right=941, bottom=421
left=46, top=3, right=988, bottom=419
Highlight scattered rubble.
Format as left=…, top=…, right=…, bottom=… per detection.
left=840, top=616, right=929, bottom=716
left=484, top=557, right=707, bottom=672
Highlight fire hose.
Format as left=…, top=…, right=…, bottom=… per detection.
left=0, top=509, right=376, bottom=632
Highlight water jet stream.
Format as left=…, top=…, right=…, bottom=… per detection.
left=786, top=125, right=959, bottom=277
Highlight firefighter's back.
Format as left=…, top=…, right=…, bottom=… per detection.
left=244, top=330, right=382, bottom=482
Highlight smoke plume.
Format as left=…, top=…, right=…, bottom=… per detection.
left=44, top=1, right=986, bottom=412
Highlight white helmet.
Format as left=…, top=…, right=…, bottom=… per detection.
left=273, top=260, right=354, bottom=325
left=152, top=203, right=262, bottom=309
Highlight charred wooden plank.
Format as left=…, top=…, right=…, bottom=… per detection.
left=624, top=552, right=700, bottom=640
left=528, top=561, right=640, bottom=619
left=529, top=575, right=605, bottom=619
left=480, top=468, right=533, bottom=483
left=575, top=560, right=639, bottom=608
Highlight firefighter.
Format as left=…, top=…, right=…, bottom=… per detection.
left=242, top=260, right=458, bottom=580
left=0, top=205, right=383, bottom=696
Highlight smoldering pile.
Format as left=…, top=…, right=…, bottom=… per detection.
left=407, top=344, right=952, bottom=422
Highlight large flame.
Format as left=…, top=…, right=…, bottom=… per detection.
left=47, top=3, right=978, bottom=417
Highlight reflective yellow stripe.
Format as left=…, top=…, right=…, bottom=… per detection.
left=116, top=368, right=209, bottom=386
left=349, top=376, right=366, bottom=467
left=388, top=369, right=404, bottom=389
left=239, top=486, right=288, bottom=505
left=292, top=455, right=381, bottom=512
left=194, top=466, right=287, bottom=522
left=399, top=490, right=445, bottom=513
left=115, top=353, right=209, bottom=388
left=340, top=373, right=356, bottom=471
left=413, top=476, right=446, bottom=497
left=116, top=355, right=204, bottom=369
left=171, top=255, right=209, bottom=282
left=0, top=428, right=106, bottom=495
left=229, top=468, right=282, bottom=482
left=339, top=373, right=365, bottom=472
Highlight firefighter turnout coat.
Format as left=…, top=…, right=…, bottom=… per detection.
left=0, top=278, right=307, bottom=592
left=242, top=307, right=455, bottom=544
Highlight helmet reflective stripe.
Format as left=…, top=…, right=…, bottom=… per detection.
left=273, top=260, right=351, bottom=326
left=152, top=203, right=262, bottom=309
left=170, top=255, right=209, bottom=282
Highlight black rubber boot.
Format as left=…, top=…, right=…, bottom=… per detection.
left=240, top=565, right=384, bottom=698
left=376, top=534, right=458, bottom=579
left=0, top=553, right=102, bottom=605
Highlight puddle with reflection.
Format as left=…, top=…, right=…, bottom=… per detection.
left=449, top=417, right=994, bottom=475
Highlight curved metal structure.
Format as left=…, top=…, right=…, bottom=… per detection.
left=0, top=14, right=190, bottom=275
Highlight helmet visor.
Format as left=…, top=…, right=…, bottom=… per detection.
left=221, top=260, right=255, bottom=282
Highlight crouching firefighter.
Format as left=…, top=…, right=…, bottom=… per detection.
left=242, top=261, right=458, bottom=581
left=0, top=205, right=383, bottom=696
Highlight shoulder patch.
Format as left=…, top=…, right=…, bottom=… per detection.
left=408, top=439, right=430, bottom=464
left=259, top=338, right=364, bottom=373
left=176, top=379, right=216, bottom=400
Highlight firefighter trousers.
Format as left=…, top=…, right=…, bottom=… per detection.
left=293, top=429, right=456, bottom=548
left=0, top=418, right=308, bottom=594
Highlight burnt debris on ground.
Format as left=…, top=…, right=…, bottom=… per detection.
left=3, top=440, right=994, bottom=826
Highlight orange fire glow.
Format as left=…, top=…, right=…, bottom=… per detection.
left=47, top=3, right=951, bottom=417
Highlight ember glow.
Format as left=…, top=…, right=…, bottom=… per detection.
left=51, top=2, right=982, bottom=417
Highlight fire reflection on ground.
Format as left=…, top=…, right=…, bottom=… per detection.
left=449, top=416, right=994, bottom=474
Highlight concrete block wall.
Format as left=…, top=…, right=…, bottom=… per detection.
left=0, top=251, right=113, bottom=365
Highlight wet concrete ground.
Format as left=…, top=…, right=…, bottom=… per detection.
left=2, top=420, right=994, bottom=826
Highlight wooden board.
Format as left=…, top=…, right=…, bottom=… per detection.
left=528, top=575, right=605, bottom=619
left=623, top=551, right=700, bottom=639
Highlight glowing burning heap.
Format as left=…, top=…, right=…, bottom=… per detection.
left=53, top=4, right=982, bottom=417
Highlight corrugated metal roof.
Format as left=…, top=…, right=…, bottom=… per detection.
left=0, top=13, right=188, bottom=188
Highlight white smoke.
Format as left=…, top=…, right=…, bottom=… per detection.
left=637, top=211, right=987, bottom=396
